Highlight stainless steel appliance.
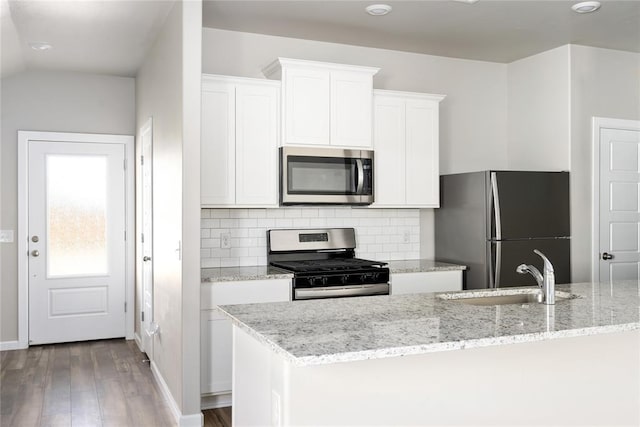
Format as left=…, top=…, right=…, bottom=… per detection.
left=267, top=228, right=389, bottom=300
left=435, top=171, right=571, bottom=290
left=280, top=147, right=374, bottom=205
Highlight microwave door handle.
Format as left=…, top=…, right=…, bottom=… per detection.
left=356, top=159, right=364, bottom=194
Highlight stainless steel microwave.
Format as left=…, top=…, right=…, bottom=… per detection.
left=280, top=147, right=374, bottom=205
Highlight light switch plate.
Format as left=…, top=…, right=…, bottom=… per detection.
left=0, top=230, right=14, bottom=243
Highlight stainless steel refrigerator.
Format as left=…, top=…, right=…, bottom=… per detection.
left=435, top=171, right=570, bottom=290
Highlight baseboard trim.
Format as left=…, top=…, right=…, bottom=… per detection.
left=150, top=361, right=204, bottom=427
left=0, top=340, right=28, bottom=351
left=201, top=393, right=232, bottom=410
left=133, top=332, right=144, bottom=353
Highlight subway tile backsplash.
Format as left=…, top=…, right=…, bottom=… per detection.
left=201, top=208, right=420, bottom=267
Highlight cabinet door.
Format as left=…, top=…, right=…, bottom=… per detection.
left=331, top=70, right=374, bottom=148
left=201, top=311, right=232, bottom=394
left=201, top=81, right=235, bottom=205
left=405, top=99, right=439, bottom=207
left=235, top=83, right=279, bottom=206
left=200, top=279, right=291, bottom=396
left=373, top=95, right=406, bottom=206
left=282, top=67, right=330, bottom=145
left=391, top=271, right=462, bottom=295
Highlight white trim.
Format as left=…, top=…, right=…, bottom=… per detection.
left=373, top=88, right=446, bottom=103
left=202, top=73, right=280, bottom=88
left=17, top=133, right=29, bottom=349
left=201, top=393, right=232, bottom=410
left=151, top=361, right=204, bottom=427
left=0, top=340, right=27, bottom=351
left=591, top=117, right=640, bottom=281
left=262, top=57, right=380, bottom=79
left=134, top=332, right=144, bottom=353
left=17, top=131, right=135, bottom=347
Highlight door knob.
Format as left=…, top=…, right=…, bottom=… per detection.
left=602, top=252, right=614, bottom=260
left=143, top=256, right=152, bottom=262
left=31, top=250, right=40, bottom=257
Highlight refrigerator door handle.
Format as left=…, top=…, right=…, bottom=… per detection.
left=494, top=241, right=501, bottom=288
left=488, top=241, right=501, bottom=288
left=490, top=172, right=502, bottom=240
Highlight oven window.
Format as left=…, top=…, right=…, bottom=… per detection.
left=288, top=156, right=357, bottom=194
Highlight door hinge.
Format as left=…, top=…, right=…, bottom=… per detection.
left=124, top=302, right=127, bottom=313
left=141, top=311, right=145, bottom=322
left=141, top=233, right=144, bottom=243
left=141, top=155, right=144, bottom=166
left=124, top=230, right=127, bottom=241
left=124, top=159, right=127, bottom=170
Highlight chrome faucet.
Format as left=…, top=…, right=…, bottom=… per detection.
left=516, top=249, right=555, bottom=305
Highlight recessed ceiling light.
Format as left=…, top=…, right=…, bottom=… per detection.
left=571, top=1, right=601, bottom=13
left=29, top=42, right=53, bottom=51
left=366, top=4, right=392, bottom=16
left=452, top=0, right=480, bottom=4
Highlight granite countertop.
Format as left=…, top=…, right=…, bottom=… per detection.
left=384, top=259, right=466, bottom=273
left=218, top=281, right=640, bottom=366
left=202, top=259, right=465, bottom=283
left=201, top=266, right=293, bottom=282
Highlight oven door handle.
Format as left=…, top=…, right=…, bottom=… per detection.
left=295, top=284, right=389, bottom=300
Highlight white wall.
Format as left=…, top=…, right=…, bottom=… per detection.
left=135, top=0, right=202, bottom=422
left=202, top=28, right=509, bottom=175
left=507, top=45, right=571, bottom=171
left=569, top=45, right=640, bottom=281
left=202, top=28, right=508, bottom=261
left=0, top=70, right=135, bottom=343
left=506, top=45, right=640, bottom=282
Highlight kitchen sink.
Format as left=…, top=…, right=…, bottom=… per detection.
left=437, top=289, right=580, bottom=306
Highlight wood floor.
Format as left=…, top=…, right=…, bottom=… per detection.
left=1, top=339, right=230, bottom=427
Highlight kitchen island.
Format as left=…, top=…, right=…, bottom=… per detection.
left=218, top=281, right=640, bottom=426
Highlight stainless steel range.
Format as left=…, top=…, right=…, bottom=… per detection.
left=267, top=228, right=390, bottom=300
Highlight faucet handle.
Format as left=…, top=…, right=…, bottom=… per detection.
left=533, top=249, right=554, bottom=272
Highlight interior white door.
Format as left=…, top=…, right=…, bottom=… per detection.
left=140, top=119, right=154, bottom=355
left=599, top=127, right=640, bottom=283
left=28, top=140, right=126, bottom=344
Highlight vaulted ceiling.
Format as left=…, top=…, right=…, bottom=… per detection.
left=2, top=0, right=639, bottom=79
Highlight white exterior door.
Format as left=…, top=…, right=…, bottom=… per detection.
left=140, top=119, right=154, bottom=355
left=599, top=127, right=640, bottom=282
left=28, top=140, right=126, bottom=344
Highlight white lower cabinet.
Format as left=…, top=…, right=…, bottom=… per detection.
left=200, top=279, right=291, bottom=397
left=390, top=270, right=462, bottom=295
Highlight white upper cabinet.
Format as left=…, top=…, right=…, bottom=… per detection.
left=373, top=90, right=445, bottom=208
left=201, top=80, right=235, bottom=206
left=201, top=75, right=279, bottom=207
left=263, top=58, right=379, bottom=148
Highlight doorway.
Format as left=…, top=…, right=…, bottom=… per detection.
left=18, top=131, right=134, bottom=347
left=140, top=118, right=155, bottom=357
left=593, top=118, right=640, bottom=283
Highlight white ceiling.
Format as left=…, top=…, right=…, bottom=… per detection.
left=1, top=0, right=174, bottom=78
left=202, top=0, right=640, bottom=63
left=1, top=0, right=638, bottom=79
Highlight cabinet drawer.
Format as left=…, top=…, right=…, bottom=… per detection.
left=391, top=270, right=462, bottom=295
